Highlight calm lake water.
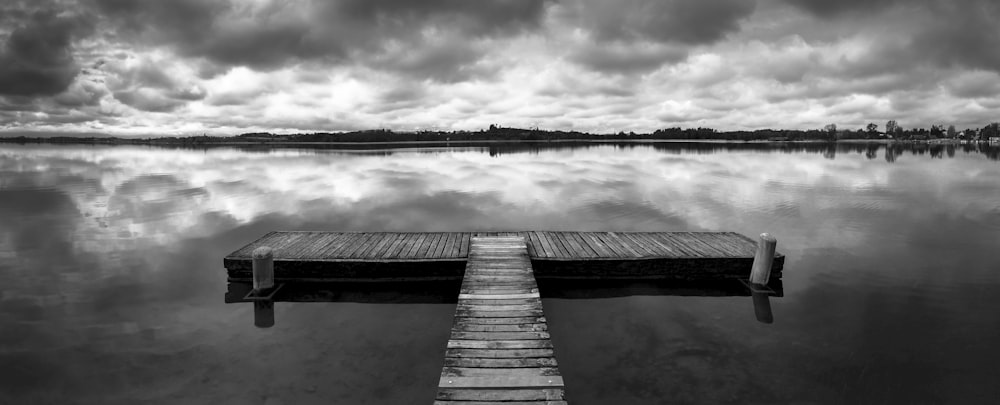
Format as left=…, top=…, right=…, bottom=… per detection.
left=2, top=142, right=999, bottom=404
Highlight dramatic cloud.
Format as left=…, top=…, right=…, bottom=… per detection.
left=0, top=4, right=93, bottom=96
left=557, top=0, right=756, bottom=45
left=0, top=0, right=999, bottom=135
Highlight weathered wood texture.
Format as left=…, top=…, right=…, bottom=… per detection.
left=438, top=236, right=566, bottom=404
left=223, top=231, right=784, bottom=281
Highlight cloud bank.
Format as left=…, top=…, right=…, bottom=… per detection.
left=1, top=0, right=998, bottom=135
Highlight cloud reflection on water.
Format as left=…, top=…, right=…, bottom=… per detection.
left=1, top=143, right=999, bottom=403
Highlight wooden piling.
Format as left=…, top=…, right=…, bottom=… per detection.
left=254, top=300, right=275, bottom=328
left=252, top=246, right=274, bottom=292
left=749, top=233, right=777, bottom=285
left=751, top=291, right=774, bottom=324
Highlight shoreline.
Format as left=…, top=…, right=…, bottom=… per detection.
left=0, top=137, right=991, bottom=151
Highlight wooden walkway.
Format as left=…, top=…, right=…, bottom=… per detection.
left=226, top=231, right=765, bottom=261
left=437, top=236, right=566, bottom=404
left=223, top=231, right=784, bottom=281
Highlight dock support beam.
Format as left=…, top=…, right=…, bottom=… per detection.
left=252, top=246, right=274, bottom=292
left=749, top=233, right=777, bottom=285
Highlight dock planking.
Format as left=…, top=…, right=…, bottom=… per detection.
left=223, top=231, right=784, bottom=281
left=225, top=231, right=787, bottom=404
left=438, top=236, right=566, bottom=403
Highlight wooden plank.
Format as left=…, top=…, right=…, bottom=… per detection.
left=452, top=323, right=547, bottom=332
left=401, top=233, right=428, bottom=258
left=439, top=375, right=563, bottom=388
left=321, top=232, right=359, bottom=257
left=607, top=232, right=643, bottom=257
left=578, top=232, right=613, bottom=257
left=651, top=232, right=703, bottom=257
left=418, top=232, right=443, bottom=259
left=465, top=273, right=533, bottom=278
left=629, top=232, right=679, bottom=257
left=525, top=231, right=546, bottom=258
left=458, top=293, right=539, bottom=300
left=365, top=232, right=400, bottom=258
left=352, top=233, right=388, bottom=259
left=293, top=232, right=336, bottom=258
left=319, top=232, right=354, bottom=257
left=429, top=232, right=447, bottom=259
left=458, top=288, right=538, bottom=294
left=442, top=357, right=558, bottom=369
left=433, top=400, right=567, bottom=405
left=359, top=233, right=390, bottom=259
left=541, top=231, right=563, bottom=258
left=448, top=232, right=464, bottom=258
left=466, top=268, right=533, bottom=273
left=419, top=233, right=440, bottom=259
left=229, top=231, right=276, bottom=257
left=523, top=231, right=539, bottom=257
left=555, top=232, right=587, bottom=258
left=384, top=233, right=416, bottom=258
left=456, top=304, right=541, bottom=312
left=449, top=331, right=550, bottom=341
left=436, top=388, right=565, bottom=401
left=457, top=298, right=541, bottom=305
left=529, top=232, right=552, bottom=257
left=265, top=232, right=309, bottom=255
left=338, top=233, right=377, bottom=258
left=588, top=232, right=625, bottom=258
left=293, top=232, right=328, bottom=257
left=442, top=367, right=560, bottom=378
left=455, top=310, right=545, bottom=318
left=461, top=280, right=536, bottom=285
left=447, top=339, right=553, bottom=349
left=459, top=233, right=471, bottom=257
left=617, top=232, right=658, bottom=257
left=679, top=232, right=730, bottom=257
left=448, top=232, right=462, bottom=257
left=568, top=232, right=600, bottom=257
left=452, top=317, right=546, bottom=325
left=313, top=233, right=353, bottom=258
left=545, top=232, right=573, bottom=257
left=288, top=232, right=326, bottom=258
left=432, top=232, right=453, bottom=259
left=376, top=233, right=408, bottom=259
left=463, top=275, right=534, bottom=281
left=458, top=287, right=539, bottom=293
left=689, top=232, right=735, bottom=256
left=273, top=232, right=311, bottom=257
left=682, top=232, right=731, bottom=257
left=700, top=232, right=752, bottom=256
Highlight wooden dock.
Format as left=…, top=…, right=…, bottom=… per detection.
left=223, top=231, right=784, bottom=281
left=224, top=231, right=786, bottom=403
left=438, top=236, right=565, bottom=404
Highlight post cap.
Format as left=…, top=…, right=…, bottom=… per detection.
left=759, top=233, right=777, bottom=242
left=252, top=246, right=274, bottom=259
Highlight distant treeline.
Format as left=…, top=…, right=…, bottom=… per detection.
left=2, top=123, right=999, bottom=145
left=2, top=133, right=997, bottom=162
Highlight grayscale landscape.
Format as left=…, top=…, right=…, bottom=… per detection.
left=2, top=1, right=1000, bottom=404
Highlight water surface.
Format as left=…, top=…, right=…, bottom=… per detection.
left=1, top=143, right=999, bottom=404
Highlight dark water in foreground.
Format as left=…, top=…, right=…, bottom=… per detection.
left=2, top=143, right=999, bottom=404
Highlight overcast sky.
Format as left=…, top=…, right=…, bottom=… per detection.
left=1, top=0, right=999, bottom=136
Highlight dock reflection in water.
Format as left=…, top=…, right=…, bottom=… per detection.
left=225, top=277, right=780, bottom=328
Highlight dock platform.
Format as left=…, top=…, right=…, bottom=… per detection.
left=437, top=236, right=565, bottom=404
left=223, top=231, right=784, bottom=281
left=224, top=230, right=786, bottom=404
